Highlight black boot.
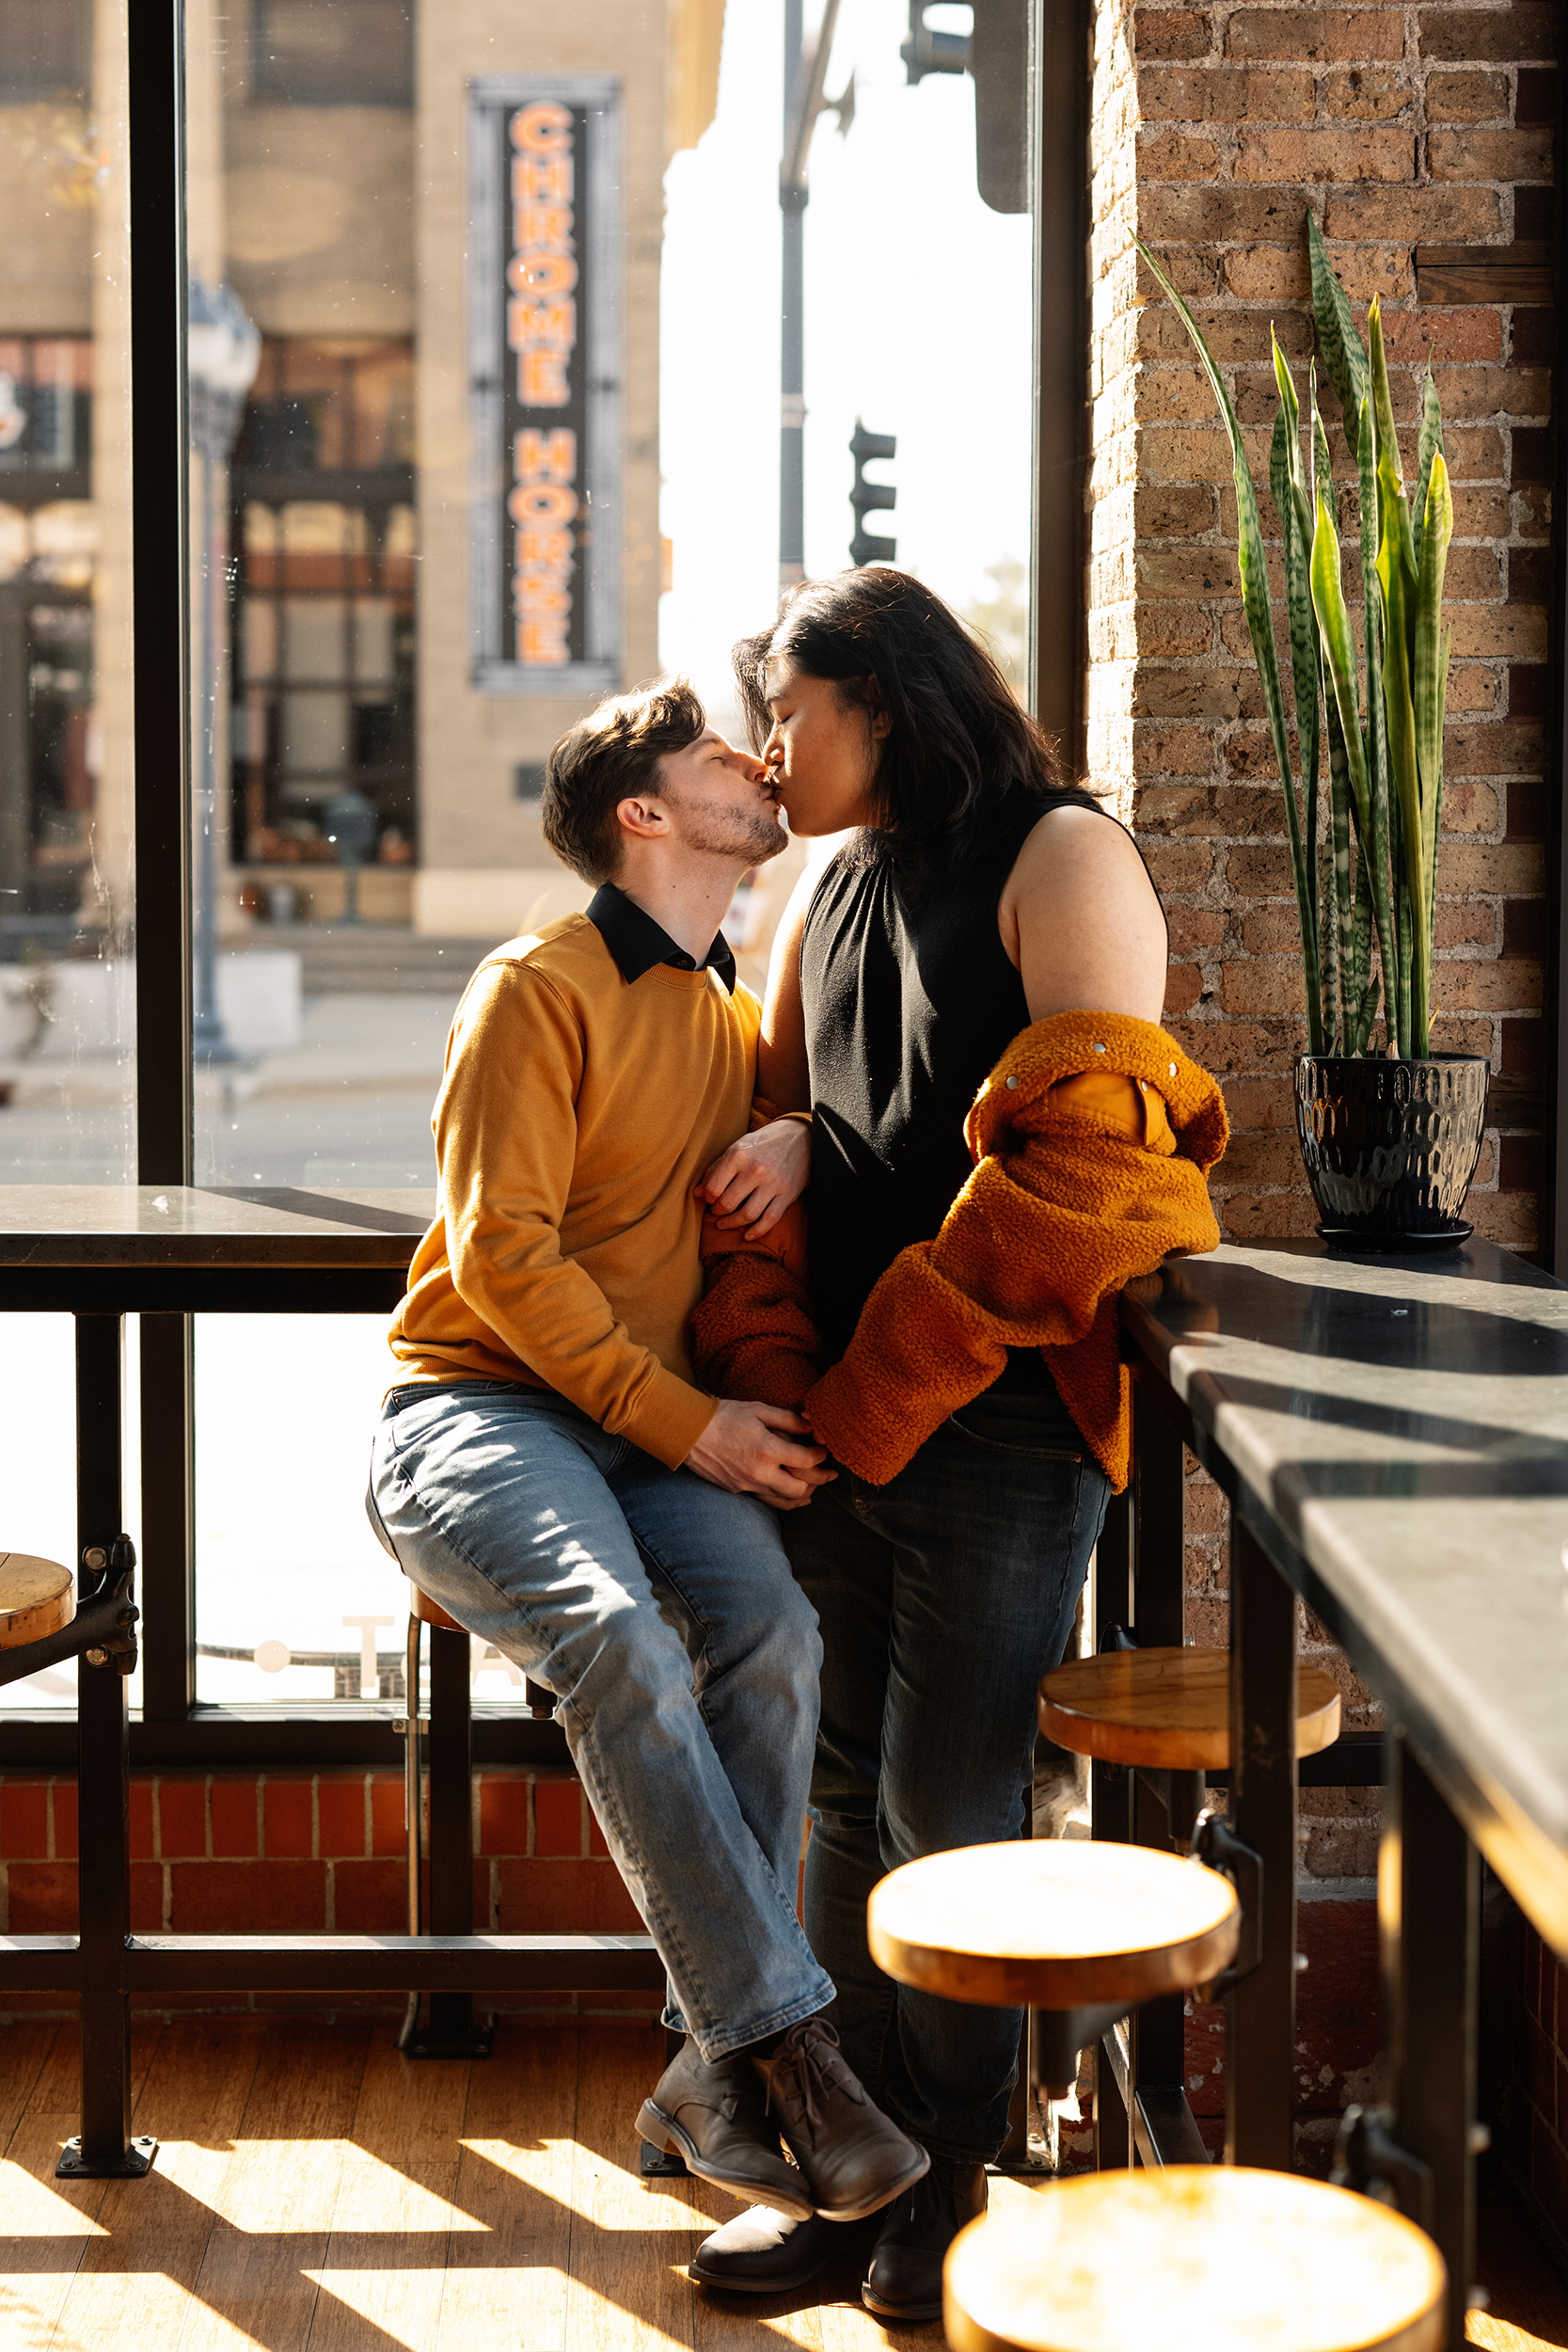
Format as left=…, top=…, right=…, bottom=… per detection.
left=861, top=2154, right=988, bottom=2324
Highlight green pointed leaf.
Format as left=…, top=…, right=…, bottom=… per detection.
left=1413, top=365, right=1444, bottom=578
left=1307, top=212, right=1368, bottom=458
left=1137, top=239, right=1322, bottom=1043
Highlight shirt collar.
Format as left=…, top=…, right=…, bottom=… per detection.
left=586, top=882, right=736, bottom=993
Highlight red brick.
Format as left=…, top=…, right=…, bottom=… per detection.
left=1423, top=70, right=1509, bottom=124
left=1417, top=9, right=1557, bottom=65
left=1221, top=1190, right=1321, bottom=1239
left=1428, top=127, right=1554, bottom=185
left=130, top=1861, right=163, bottom=1933
left=533, top=1779, right=583, bottom=1858
left=8, top=1862, right=78, bottom=1932
left=158, top=1779, right=208, bottom=1860
left=1227, top=11, right=1405, bottom=63
left=130, top=1780, right=154, bottom=1861
left=480, top=1776, right=530, bottom=1858
left=0, top=1783, right=49, bottom=1861
left=1137, top=129, right=1220, bottom=181
left=1164, top=966, right=1204, bottom=1015
left=334, top=1859, right=405, bottom=1932
left=264, top=1780, right=314, bottom=1859
left=588, top=1810, right=610, bottom=1860
left=495, top=1858, right=643, bottom=1935
left=317, top=1778, right=369, bottom=1858
left=1235, top=124, right=1414, bottom=183
left=1322, top=66, right=1410, bottom=120
left=169, top=1859, right=327, bottom=1933
left=1134, top=8, right=1212, bottom=60
left=371, top=1777, right=404, bottom=1858
left=1138, top=65, right=1315, bottom=122
left=1324, top=184, right=1504, bottom=242
left=53, top=1782, right=78, bottom=1860
left=211, top=1780, right=258, bottom=1859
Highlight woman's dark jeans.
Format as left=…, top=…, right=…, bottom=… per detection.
left=782, top=1380, right=1111, bottom=2166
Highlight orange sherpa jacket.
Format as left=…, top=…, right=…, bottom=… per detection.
left=691, top=1010, right=1227, bottom=1493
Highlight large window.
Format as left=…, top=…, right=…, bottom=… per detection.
left=230, top=339, right=417, bottom=871
left=4, top=0, right=1070, bottom=1741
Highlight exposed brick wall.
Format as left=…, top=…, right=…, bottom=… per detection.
left=1090, top=0, right=1554, bottom=1254
left=1091, top=0, right=1560, bottom=2185
left=0, top=1770, right=655, bottom=2023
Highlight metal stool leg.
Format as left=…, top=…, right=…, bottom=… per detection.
left=404, top=1618, right=492, bottom=2059
left=59, top=1311, right=155, bottom=2180
left=397, top=1612, right=422, bottom=2051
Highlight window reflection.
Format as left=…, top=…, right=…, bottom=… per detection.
left=186, top=0, right=1039, bottom=1702
left=0, top=3, right=134, bottom=1186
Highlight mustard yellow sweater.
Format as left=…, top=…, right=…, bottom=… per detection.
left=388, top=914, right=757, bottom=1467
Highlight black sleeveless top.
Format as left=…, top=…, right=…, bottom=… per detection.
left=800, top=788, right=1148, bottom=1370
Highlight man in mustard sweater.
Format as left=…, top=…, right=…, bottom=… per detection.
left=368, top=678, right=927, bottom=2231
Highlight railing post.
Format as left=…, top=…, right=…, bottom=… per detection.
left=1225, top=1518, right=1297, bottom=2170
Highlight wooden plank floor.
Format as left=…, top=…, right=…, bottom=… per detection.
left=4, top=2015, right=1567, bottom=2349
left=0, top=2017, right=1049, bottom=2351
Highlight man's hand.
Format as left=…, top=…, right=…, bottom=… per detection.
left=696, top=1118, right=811, bottom=1239
left=684, top=1399, right=835, bottom=1510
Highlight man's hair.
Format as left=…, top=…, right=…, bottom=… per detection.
left=732, top=567, right=1075, bottom=874
left=542, top=676, right=707, bottom=885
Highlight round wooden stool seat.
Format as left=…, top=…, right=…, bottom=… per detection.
left=1040, top=1645, right=1342, bottom=1771
left=0, top=1553, right=73, bottom=1650
left=866, top=1838, right=1239, bottom=2009
left=944, top=2166, right=1445, bottom=2352
left=408, top=1584, right=466, bottom=1636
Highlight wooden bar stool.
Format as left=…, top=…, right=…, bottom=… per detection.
left=1040, top=1646, right=1342, bottom=1847
left=0, top=1553, right=74, bottom=1650
left=866, top=1838, right=1240, bottom=2096
left=943, top=2165, right=1445, bottom=2352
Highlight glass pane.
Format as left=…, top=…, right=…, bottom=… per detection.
left=189, top=0, right=1037, bottom=1701
left=0, top=0, right=135, bottom=1184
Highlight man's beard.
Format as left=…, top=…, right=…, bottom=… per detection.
left=673, top=803, right=788, bottom=866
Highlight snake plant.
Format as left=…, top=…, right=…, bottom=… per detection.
left=1137, top=215, right=1453, bottom=1060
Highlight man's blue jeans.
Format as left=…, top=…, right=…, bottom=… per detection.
left=368, top=1380, right=834, bottom=2059
left=782, top=1381, right=1112, bottom=2164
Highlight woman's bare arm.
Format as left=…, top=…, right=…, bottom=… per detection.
left=757, top=862, right=816, bottom=1110
left=998, top=804, right=1168, bottom=1024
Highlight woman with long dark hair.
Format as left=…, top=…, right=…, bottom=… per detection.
left=687, top=567, right=1203, bottom=2315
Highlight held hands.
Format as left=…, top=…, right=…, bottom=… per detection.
left=696, top=1118, right=811, bottom=1241
left=683, top=1399, right=835, bottom=1511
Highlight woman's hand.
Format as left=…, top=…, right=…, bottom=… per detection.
left=696, top=1117, right=811, bottom=1239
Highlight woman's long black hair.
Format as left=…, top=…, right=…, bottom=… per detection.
left=732, top=567, right=1079, bottom=872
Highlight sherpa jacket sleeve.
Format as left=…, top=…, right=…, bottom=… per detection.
left=436, top=960, right=717, bottom=1468
left=800, top=1011, right=1227, bottom=1492
left=689, top=1097, right=826, bottom=1410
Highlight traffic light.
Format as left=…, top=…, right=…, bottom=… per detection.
left=900, top=0, right=1030, bottom=216
left=849, top=421, right=896, bottom=567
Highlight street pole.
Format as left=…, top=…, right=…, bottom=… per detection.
left=779, top=0, right=848, bottom=597
left=780, top=0, right=805, bottom=594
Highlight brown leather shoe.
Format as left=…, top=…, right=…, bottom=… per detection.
left=751, top=2018, right=930, bottom=2223
left=637, top=2038, right=814, bottom=2219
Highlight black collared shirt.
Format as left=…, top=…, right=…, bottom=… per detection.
left=585, top=882, right=736, bottom=994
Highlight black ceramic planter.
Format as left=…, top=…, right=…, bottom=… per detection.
left=1293, top=1053, right=1488, bottom=1250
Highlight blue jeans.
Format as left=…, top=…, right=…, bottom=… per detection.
left=782, top=1381, right=1111, bottom=2163
left=368, top=1380, right=834, bottom=2059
